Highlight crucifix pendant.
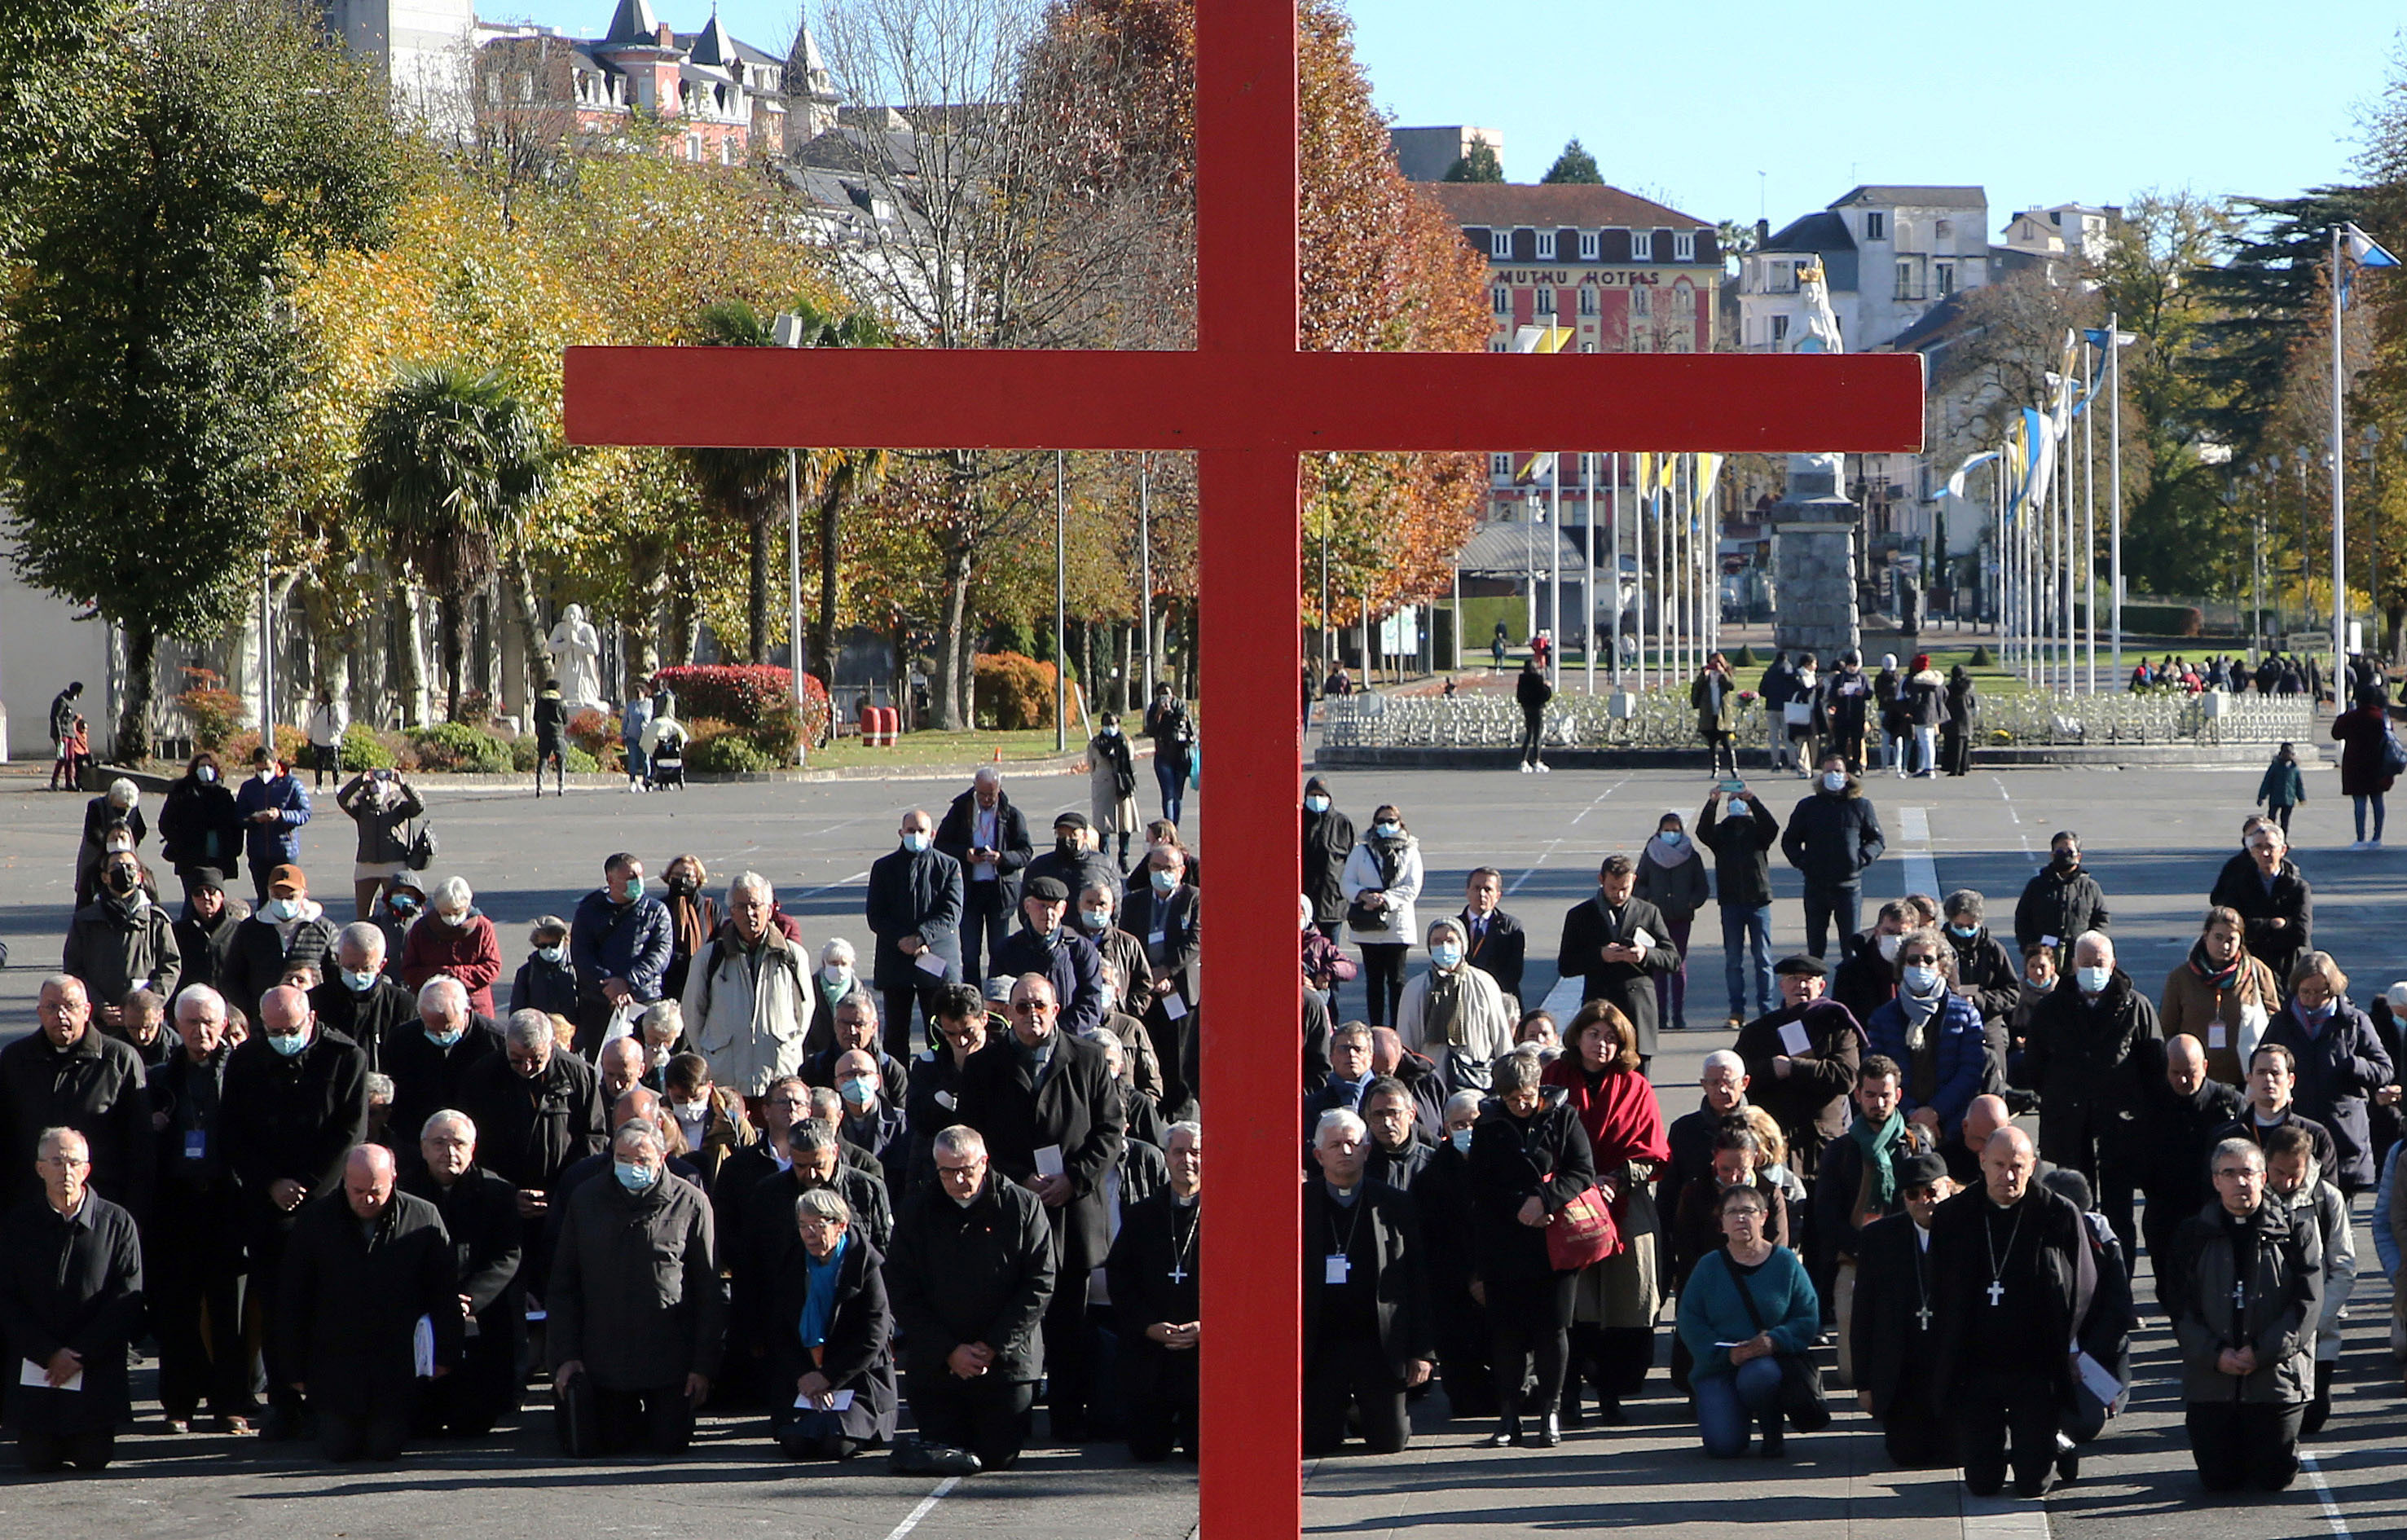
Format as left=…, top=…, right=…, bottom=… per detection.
left=1986, top=1279, right=2004, bottom=1307
left=2232, top=1278, right=2246, bottom=1311
left=1169, top=1264, right=1188, bottom=1284
left=1915, top=1302, right=1933, bottom=1331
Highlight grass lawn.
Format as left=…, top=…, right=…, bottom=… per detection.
left=807, top=726, right=1084, bottom=772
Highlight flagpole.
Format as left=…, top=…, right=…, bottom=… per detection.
left=1609, top=454, right=1624, bottom=689
left=2084, top=340, right=2097, bottom=694
left=1633, top=457, right=1647, bottom=691
left=2333, top=224, right=2349, bottom=669
left=2109, top=310, right=2124, bottom=685
left=1583, top=451, right=1596, bottom=696
left=1548, top=451, right=1562, bottom=690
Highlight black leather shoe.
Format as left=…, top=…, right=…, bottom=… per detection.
left=1758, top=1426, right=1784, bottom=1459
left=1527, top=1415, right=1560, bottom=1449
left=1482, top=1418, right=1521, bottom=1449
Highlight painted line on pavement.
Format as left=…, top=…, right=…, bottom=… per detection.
left=1899, top=805, right=1939, bottom=900
left=1568, top=776, right=1632, bottom=825
left=2300, top=1451, right=2353, bottom=1538
left=881, top=1476, right=961, bottom=1540
left=1990, top=775, right=2021, bottom=823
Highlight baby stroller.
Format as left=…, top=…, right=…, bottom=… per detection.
left=643, top=717, right=688, bottom=791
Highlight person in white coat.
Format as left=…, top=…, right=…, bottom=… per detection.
left=679, top=871, right=814, bottom=1111
left=1342, top=803, right=1424, bottom=1028
left=1395, top=917, right=1513, bottom=1093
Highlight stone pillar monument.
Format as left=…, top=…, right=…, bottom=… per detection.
left=1770, top=258, right=1862, bottom=662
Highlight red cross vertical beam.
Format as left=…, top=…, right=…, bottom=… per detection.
left=561, top=4, right=1923, bottom=1534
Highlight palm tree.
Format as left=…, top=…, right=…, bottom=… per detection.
left=684, top=297, right=889, bottom=673
left=352, top=363, right=548, bottom=721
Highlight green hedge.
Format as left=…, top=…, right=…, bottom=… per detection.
left=339, top=723, right=397, bottom=770
left=408, top=721, right=511, bottom=773
left=689, top=734, right=777, bottom=773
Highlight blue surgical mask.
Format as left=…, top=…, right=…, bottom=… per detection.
left=264, top=897, right=299, bottom=922
left=196, top=765, right=217, bottom=784
left=2304, top=998, right=2336, bottom=1022
left=1430, top=942, right=1463, bottom=970
left=1304, top=794, right=1330, bottom=814
left=1150, top=869, right=1178, bottom=895
left=267, top=1030, right=309, bottom=1058
left=426, top=1026, right=464, bottom=1049
left=1373, top=822, right=1401, bottom=838
left=1947, top=923, right=1979, bottom=939
left=618, top=878, right=645, bottom=903
left=839, top=1076, right=877, bottom=1107
left=1658, top=829, right=1683, bottom=846
left=341, top=969, right=377, bottom=993
left=902, top=832, right=931, bottom=854
left=614, top=1160, right=657, bottom=1193
left=2075, top=964, right=2111, bottom=994
left=1449, top=1128, right=1473, bottom=1154
left=1079, top=907, right=1111, bottom=931
left=1901, top=964, right=1940, bottom=993
left=535, top=945, right=565, bottom=965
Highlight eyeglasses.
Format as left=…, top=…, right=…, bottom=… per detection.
left=1009, top=1001, right=1054, bottom=1014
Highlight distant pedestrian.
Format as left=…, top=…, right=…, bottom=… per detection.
left=2330, top=688, right=2396, bottom=850
left=1691, top=653, right=1739, bottom=777
left=1516, top=658, right=1553, bottom=773
left=2256, top=742, right=2305, bottom=837
left=533, top=680, right=569, bottom=798
left=48, top=681, right=86, bottom=792
left=303, top=691, right=345, bottom=791
left=1943, top=667, right=1978, bottom=777
left=1492, top=621, right=1510, bottom=671
left=1088, top=714, right=1139, bottom=870
left=1142, top=684, right=1196, bottom=827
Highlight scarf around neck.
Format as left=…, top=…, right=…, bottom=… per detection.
left=799, top=1230, right=851, bottom=1349
left=2188, top=939, right=2242, bottom=992
left=1898, top=978, right=1946, bottom=1046
left=1849, top=1107, right=1906, bottom=1212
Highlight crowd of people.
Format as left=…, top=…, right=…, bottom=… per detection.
left=1750, top=650, right=1979, bottom=781
left=5, top=746, right=2401, bottom=1511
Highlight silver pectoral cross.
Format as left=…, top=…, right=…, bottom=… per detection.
left=1169, top=1263, right=1188, bottom=1284
left=1915, top=1301, right=1933, bottom=1331
left=2233, top=1278, right=2246, bottom=1311
left=1986, top=1278, right=2004, bottom=1307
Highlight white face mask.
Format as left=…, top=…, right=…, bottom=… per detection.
left=1876, top=933, right=1903, bottom=962
left=1821, top=771, right=1847, bottom=793
left=254, top=767, right=275, bottom=784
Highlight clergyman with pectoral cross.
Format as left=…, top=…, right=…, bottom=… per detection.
left=1850, top=1150, right=1957, bottom=1469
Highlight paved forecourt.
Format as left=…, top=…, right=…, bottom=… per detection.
left=0, top=755, right=2401, bottom=1537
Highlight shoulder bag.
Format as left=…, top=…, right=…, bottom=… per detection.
left=407, top=817, right=438, bottom=872
left=1720, top=1250, right=1831, bottom=1432
left=1546, top=1181, right=1618, bottom=1272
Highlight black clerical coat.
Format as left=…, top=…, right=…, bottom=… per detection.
left=1851, top=1209, right=1938, bottom=1419
left=0, top=1192, right=143, bottom=1432
left=1930, top=1183, right=2094, bottom=1401
left=1105, top=1189, right=1202, bottom=1405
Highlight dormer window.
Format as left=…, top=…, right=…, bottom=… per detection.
left=1490, top=229, right=1511, bottom=258
left=1864, top=210, right=1886, bottom=240
left=1579, top=230, right=1600, bottom=261
left=1630, top=231, right=1653, bottom=261
left=1535, top=231, right=1556, bottom=260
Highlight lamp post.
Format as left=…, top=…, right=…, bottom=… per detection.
left=772, top=312, right=809, bottom=763
left=1055, top=450, right=1068, bottom=753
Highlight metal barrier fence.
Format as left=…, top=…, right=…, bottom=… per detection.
left=1320, top=689, right=2317, bottom=751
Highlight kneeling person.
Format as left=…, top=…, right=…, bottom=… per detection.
left=1300, top=1107, right=1432, bottom=1457
left=2172, top=1137, right=2321, bottom=1494
left=1850, top=1151, right=1954, bottom=1467
left=769, top=1187, right=898, bottom=1459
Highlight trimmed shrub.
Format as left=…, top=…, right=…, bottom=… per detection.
left=1969, top=645, right=1995, bottom=667
left=651, top=665, right=829, bottom=728
left=689, top=734, right=776, bottom=773
left=408, top=721, right=511, bottom=773
left=509, top=735, right=539, bottom=772
left=224, top=724, right=309, bottom=768
left=339, top=723, right=397, bottom=771
left=564, top=744, right=600, bottom=774
left=566, top=707, right=618, bottom=758
left=1732, top=645, right=1758, bottom=667
left=2123, top=603, right=2204, bottom=638
left=749, top=700, right=804, bottom=763
left=974, top=651, right=1058, bottom=729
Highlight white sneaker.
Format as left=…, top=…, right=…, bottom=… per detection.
left=1534, top=760, right=1551, bottom=773
left=1519, top=761, right=1534, bottom=773
left=2348, top=839, right=2370, bottom=851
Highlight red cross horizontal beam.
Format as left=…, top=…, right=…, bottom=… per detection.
left=564, top=345, right=1926, bottom=454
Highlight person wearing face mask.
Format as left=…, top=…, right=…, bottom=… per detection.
left=159, top=752, right=244, bottom=894
left=398, top=875, right=503, bottom=1019
left=653, top=854, right=721, bottom=1005
left=935, top=766, right=1035, bottom=992
left=305, top=923, right=416, bottom=1076
left=381, top=977, right=502, bottom=1164
left=1302, top=777, right=1357, bottom=941
left=1088, top=712, right=1142, bottom=871
left=509, top=917, right=579, bottom=1019
left=1394, top=919, right=1512, bottom=1094
left=828, top=1048, right=907, bottom=1202
left=1830, top=900, right=1911, bottom=1029
left=334, top=766, right=424, bottom=922
left=1025, top=811, right=1119, bottom=909
left=2260, top=951, right=2393, bottom=1195
left=73, top=778, right=147, bottom=910
left=2013, top=832, right=2110, bottom=958
left=1938, top=891, right=2021, bottom=1077
left=658, top=1054, right=751, bottom=1187
left=812, top=938, right=862, bottom=1030
left=218, top=865, right=338, bottom=1028
left=549, top=1122, right=727, bottom=1457
left=1635, top=811, right=1710, bottom=1035
left=221, top=985, right=370, bottom=1440
left=1141, top=684, right=1197, bottom=824
left=370, top=871, right=425, bottom=976
left=64, top=847, right=182, bottom=1030
left=992, top=874, right=1110, bottom=1037
left=1342, top=806, right=1424, bottom=1029
left=1082, top=883, right=1158, bottom=1021
left=867, top=810, right=965, bottom=1059
left=1123, top=820, right=1202, bottom=895
left=231, top=747, right=313, bottom=905
left=2019, top=931, right=2159, bottom=1268
left=1122, top=848, right=1201, bottom=1101
left=569, top=852, right=675, bottom=1057
left=1863, top=929, right=1987, bottom=1145
left=1780, top=754, right=1886, bottom=959
left=165, top=865, right=244, bottom=988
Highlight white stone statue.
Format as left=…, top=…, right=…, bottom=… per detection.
left=548, top=603, right=604, bottom=712
left=1785, top=257, right=1848, bottom=501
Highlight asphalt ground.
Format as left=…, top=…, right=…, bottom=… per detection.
left=0, top=750, right=2401, bottom=1538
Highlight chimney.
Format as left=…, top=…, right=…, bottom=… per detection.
left=657, top=22, right=673, bottom=46
left=1755, top=218, right=1769, bottom=248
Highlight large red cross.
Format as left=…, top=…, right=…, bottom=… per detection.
left=565, top=2, right=1921, bottom=1530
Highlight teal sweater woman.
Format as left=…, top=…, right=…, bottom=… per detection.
left=1674, top=1186, right=1820, bottom=1458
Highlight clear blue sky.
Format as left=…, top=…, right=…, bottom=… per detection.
left=487, top=0, right=2401, bottom=230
